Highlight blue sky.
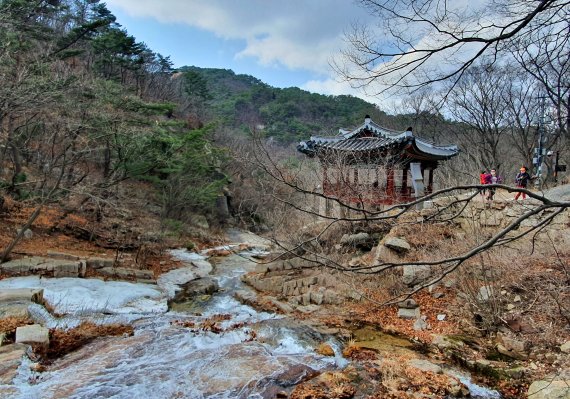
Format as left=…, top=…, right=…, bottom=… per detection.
left=104, top=0, right=496, bottom=111
left=104, top=0, right=379, bottom=101
left=107, top=7, right=324, bottom=89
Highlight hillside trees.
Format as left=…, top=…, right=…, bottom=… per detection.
left=0, top=0, right=227, bottom=261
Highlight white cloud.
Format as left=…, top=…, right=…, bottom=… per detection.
left=105, top=0, right=373, bottom=74
left=106, top=0, right=522, bottom=105
left=302, top=78, right=403, bottom=112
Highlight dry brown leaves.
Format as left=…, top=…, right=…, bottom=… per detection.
left=348, top=290, right=460, bottom=343
left=0, top=316, right=33, bottom=338
left=47, top=322, right=134, bottom=360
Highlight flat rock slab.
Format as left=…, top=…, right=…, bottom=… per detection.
left=168, top=250, right=212, bottom=278
left=98, top=267, right=155, bottom=281
left=384, top=237, right=411, bottom=253
left=0, top=344, right=29, bottom=384
left=0, top=288, right=44, bottom=304
left=0, top=276, right=167, bottom=315
left=16, top=324, right=49, bottom=346
left=0, top=288, right=46, bottom=318
left=47, top=251, right=80, bottom=260
left=0, top=301, right=32, bottom=318
left=225, top=228, right=274, bottom=249
left=1, top=257, right=81, bottom=277
left=407, top=359, right=443, bottom=374
left=398, top=307, right=421, bottom=320
left=527, top=379, right=570, bottom=399
left=85, top=257, right=114, bottom=269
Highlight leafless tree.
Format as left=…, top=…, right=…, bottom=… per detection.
left=249, top=136, right=570, bottom=306
left=334, top=0, right=569, bottom=95
left=445, top=63, right=536, bottom=171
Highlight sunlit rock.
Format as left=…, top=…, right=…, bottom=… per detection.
left=16, top=324, right=49, bottom=346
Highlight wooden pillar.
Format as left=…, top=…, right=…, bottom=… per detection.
left=375, top=167, right=380, bottom=192
left=401, top=166, right=408, bottom=196
left=427, top=167, right=434, bottom=194
left=354, top=168, right=359, bottom=185
left=322, top=164, right=328, bottom=194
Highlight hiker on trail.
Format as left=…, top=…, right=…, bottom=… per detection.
left=480, top=170, right=491, bottom=199
left=487, top=169, right=503, bottom=201
left=514, top=166, right=532, bottom=200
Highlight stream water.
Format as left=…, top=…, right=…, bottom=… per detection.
left=1, top=244, right=501, bottom=399
left=2, top=249, right=346, bottom=399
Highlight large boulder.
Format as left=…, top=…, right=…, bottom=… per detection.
left=402, top=265, right=432, bottom=286
left=340, top=232, right=375, bottom=250
left=527, top=379, right=570, bottom=399
left=157, top=267, right=200, bottom=298
left=496, top=332, right=528, bottom=360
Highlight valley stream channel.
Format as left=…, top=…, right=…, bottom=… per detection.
left=0, top=235, right=502, bottom=399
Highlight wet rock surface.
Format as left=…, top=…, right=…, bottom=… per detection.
left=0, top=344, right=28, bottom=385
left=169, top=277, right=219, bottom=304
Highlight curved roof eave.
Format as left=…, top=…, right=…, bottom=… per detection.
left=413, top=139, right=459, bottom=159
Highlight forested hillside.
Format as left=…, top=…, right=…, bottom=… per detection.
left=0, top=0, right=457, bottom=244
left=180, top=66, right=452, bottom=143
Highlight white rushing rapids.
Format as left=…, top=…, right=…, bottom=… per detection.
left=1, top=249, right=344, bottom=399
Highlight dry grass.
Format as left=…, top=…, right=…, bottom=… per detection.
left=0, top=316, right=33, bottom=344
left=342, top=339, right=378, bottom=360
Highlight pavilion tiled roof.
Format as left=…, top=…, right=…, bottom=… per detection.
left=297, top=116, right=459, bottom=160
left=315, top=136, right=405, bottom=151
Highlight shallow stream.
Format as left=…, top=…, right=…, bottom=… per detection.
left=1, top=245, right=500, bottom=398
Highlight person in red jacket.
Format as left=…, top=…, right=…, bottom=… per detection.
left=480, top=170, right=491, bottom=200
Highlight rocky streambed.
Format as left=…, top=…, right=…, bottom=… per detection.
left=0, top=230, right=509, bottom=398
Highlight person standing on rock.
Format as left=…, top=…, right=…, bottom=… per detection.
left=514, top=166, right=532, bottom=200
left=480, top=170, right=491, bottom=200
left=487, top=169, right=503, bottom=201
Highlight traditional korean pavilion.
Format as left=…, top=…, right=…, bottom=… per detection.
left=297, top=116, right=459, bottom=209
